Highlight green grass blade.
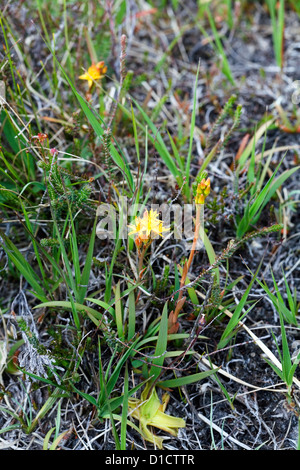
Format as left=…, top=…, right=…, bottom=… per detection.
left=34, top=300, right=103, bottom=327
left=236, top=157, right=299, bottom=238
left=43, top=427, right=55, bottom=450
left=157, top=368, right=217, bottom=388
left=203, top=7, right=235, bottom=85
left=149, top=302, right=169, bottom=383
left=185, top=63, right=200, bottom=199
left=104, top=341, right=138, bottom=400
left=0, top=232, right=47, bottom=301
left=100, top=378, right=149, bottom=416
left=267, top=0, right=285, bottom=68
left=237, top=118, right=275, bottom=170
left=254, top=274, right=297, bottom=326
left=252, top=165, right=300, bottom=224
left=127, top=288, right=136, bottom=341
left=77, top=216, right=97, bottom=304
left=115, top=281, right=124, bottom=340
left=130, top=97, right=181, bottom=179
left=277, top=305, right=292, bottom=387
left=120, top=363, right=129, bottom=450
left=167, top=130, right=184, bottom=172
left=217, top=263, right=261, bottom=350
left=202, top=230, right=220, bottom=286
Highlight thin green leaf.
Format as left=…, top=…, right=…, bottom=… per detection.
left=158, top=368, right=218, bottom=388
left=130, top=98, right=181, bottom=179
left=43, top=427, right=55, bottom=450
left=115, top=281, right=124, bottom=340
left=149, top=302, right=168, bottom=383
left=121, top=363, right=129, bottom=450
left=34, top=300, right=103, bottom=327
left=77, top=216, right=97, bottom=304
left=185, top=62, right=200, bottom=199
left=127, top=288, right=136, bottom=341
left=0, top=232, right=47, bottom=301
left=218, top=262, right=261, bottom=350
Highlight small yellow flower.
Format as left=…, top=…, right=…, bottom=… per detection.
left=79, top=61, right=107, bottom=89
left=195, top=177, right=210, bottom=205
left=128, top=209, right=169, bottom=243
left=128, top=384, right=185, bottom=449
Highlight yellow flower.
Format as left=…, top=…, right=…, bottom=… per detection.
left=128, top=384, right=185, bottom=449
left=195, top=177, right=210, bottom=205
left=128, top=209, right=169, bottom=243
left=79, top=61, right=107, bottom=89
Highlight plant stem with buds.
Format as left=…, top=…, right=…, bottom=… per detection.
left=168, top=203, right=202, bottom=333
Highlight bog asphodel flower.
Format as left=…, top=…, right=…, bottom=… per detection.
left=128, top=209, right=169, bottom=244
left=128, top=384, right=185, bottom=449
left=195, top=177, right=210, bottom=205
left=79, top=61, right=107, bottom=89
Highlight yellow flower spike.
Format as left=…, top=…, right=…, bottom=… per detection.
left=79, top=61, right=107, bottom=89
left=195, top=177, right=210, bottom=205
left=128, top=384, right=186, bottom=449
left=128, top=209, right=169, bottom=243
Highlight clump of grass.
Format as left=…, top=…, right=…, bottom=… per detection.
left=266, top=0, right=285, bottom=69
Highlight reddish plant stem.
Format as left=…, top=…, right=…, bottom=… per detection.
left=169, top=204, right=202, bottom=331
